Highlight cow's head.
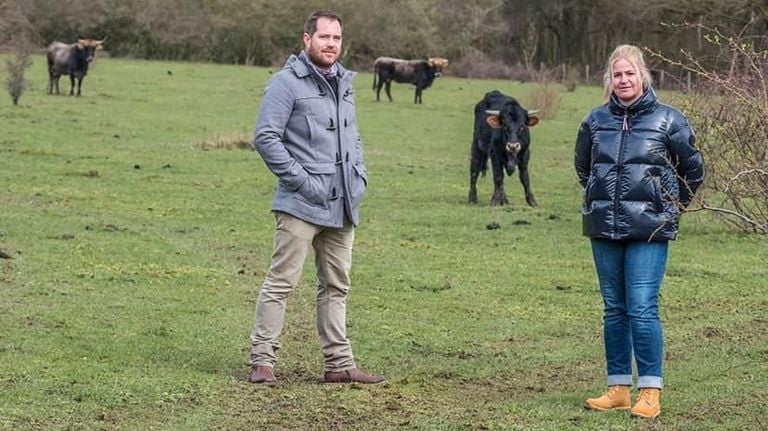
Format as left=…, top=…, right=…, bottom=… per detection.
left=76, top=38, right=104, bottom=62
left=485, top=104, right=539, bottom=175
left=428, top=57, right=449, bottom=76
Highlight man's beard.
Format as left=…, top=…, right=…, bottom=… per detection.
left=309, top=45, right=338, bottom=69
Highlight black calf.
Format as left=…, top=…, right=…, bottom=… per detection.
left=469, top=90, right=539, bottom=207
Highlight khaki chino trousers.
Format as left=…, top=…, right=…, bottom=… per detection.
left=249, top=212, right=357, bottom=371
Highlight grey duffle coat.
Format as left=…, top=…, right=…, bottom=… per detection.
left=253, top=52, right=367, bottom=227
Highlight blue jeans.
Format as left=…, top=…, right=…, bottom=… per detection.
left=590, top=239, right=668, bottom=389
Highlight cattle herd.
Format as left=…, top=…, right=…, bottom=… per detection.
left=370, top=56, right=540, bottom=207
left=42, top=42, right=539, bottom=207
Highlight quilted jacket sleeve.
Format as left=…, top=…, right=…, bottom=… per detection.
left=574, top=115, right=593, bottom=188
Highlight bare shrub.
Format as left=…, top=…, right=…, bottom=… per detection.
left=449, top=51, right=531, bottom=81
left=649, top=24, right=768, bottom=234
left=5, top=46, right=32, bottom=106
left=1, top=0, right=35, bottom=106
left=524, top=70, right=560, bottom=119
left=196, top=133, right=252, bottom=151
left=563, top=66, right=580, bottom=92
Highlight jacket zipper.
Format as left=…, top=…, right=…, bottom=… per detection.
left=613, top=112, right=629, bottom=238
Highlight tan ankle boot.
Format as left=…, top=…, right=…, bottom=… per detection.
left=584, top=385, right=631, bottom=411
left=631, top=388, right=660, bottom=418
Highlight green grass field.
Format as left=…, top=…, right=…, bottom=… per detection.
left=1, top=56, right=766, bottom=430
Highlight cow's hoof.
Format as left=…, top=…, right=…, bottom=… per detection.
left=527, top=197, right=538, bottom=207
left=490, top=191, right=509, bottom=206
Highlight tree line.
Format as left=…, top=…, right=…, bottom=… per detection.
left=2, top=0, right=766, bottom=76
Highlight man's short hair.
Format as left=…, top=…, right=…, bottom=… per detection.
left=304, top=10, right=343, bottom=35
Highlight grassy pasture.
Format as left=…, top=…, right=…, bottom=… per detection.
left=0, top=56, right=766, bottom=431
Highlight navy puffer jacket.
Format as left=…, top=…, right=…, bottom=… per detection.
left=574, top=88, right=704, bottom=241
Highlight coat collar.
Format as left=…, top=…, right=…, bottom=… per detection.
left=609, top=86, right=659, bottom=115
left=285, top=51, right=354, bottom=81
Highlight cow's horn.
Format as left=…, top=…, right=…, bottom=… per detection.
left=485, top=110, right=500, bottom=116
left=527, top=109, right=541, bottom=115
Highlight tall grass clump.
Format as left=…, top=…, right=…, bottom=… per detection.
left=195, top=133, right=252, bottom=150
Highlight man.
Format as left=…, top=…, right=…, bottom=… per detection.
left=248, top=10, right=385, bottom=386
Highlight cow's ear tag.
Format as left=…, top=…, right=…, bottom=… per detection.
left=486, top=115, right=501, bottom=129
left=527, top=115, right=540, bottom=127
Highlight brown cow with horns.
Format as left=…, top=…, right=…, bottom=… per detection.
left=372, top=56, right=448, bottom=104
left=47, top=38, right=104, bottom=96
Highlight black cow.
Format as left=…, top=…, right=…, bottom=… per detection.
left=469, top=90, right=540, bottom=207
left=372, top=57, right=448, bottom=104
left=47, top=39, right=103, bottom=96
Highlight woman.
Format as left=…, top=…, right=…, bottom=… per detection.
left=574, top=44, right=704, bottom=418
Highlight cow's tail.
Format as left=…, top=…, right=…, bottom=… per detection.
left=472, top=134, right=488, bottom=177
left=479, top=156, right=488, bottom=177
left=372, top=62, right=378, bottom=91
left=46, top=51, right=53, bottom=73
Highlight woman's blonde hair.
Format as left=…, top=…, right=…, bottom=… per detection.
left=602, top=44, right=652, bottom=103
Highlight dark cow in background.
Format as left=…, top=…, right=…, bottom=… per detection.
left=469, top=90, right=540, bottom=207
left=47, top=39, right=103, bottom=96
left=372, top=57, right=448, bottom=104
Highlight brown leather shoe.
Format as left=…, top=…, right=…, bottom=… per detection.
left=323, top=368, right=386, bottom=384
left=248, top=365, right=277, bottom=386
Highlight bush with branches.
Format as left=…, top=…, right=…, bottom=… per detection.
left=5, top=46, right=32, bottom=105
left=524, top=69, right=560, bottom=120
left=649, top=23, right=768, bottom=234
left=1, top=0, right=35, bottom=106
